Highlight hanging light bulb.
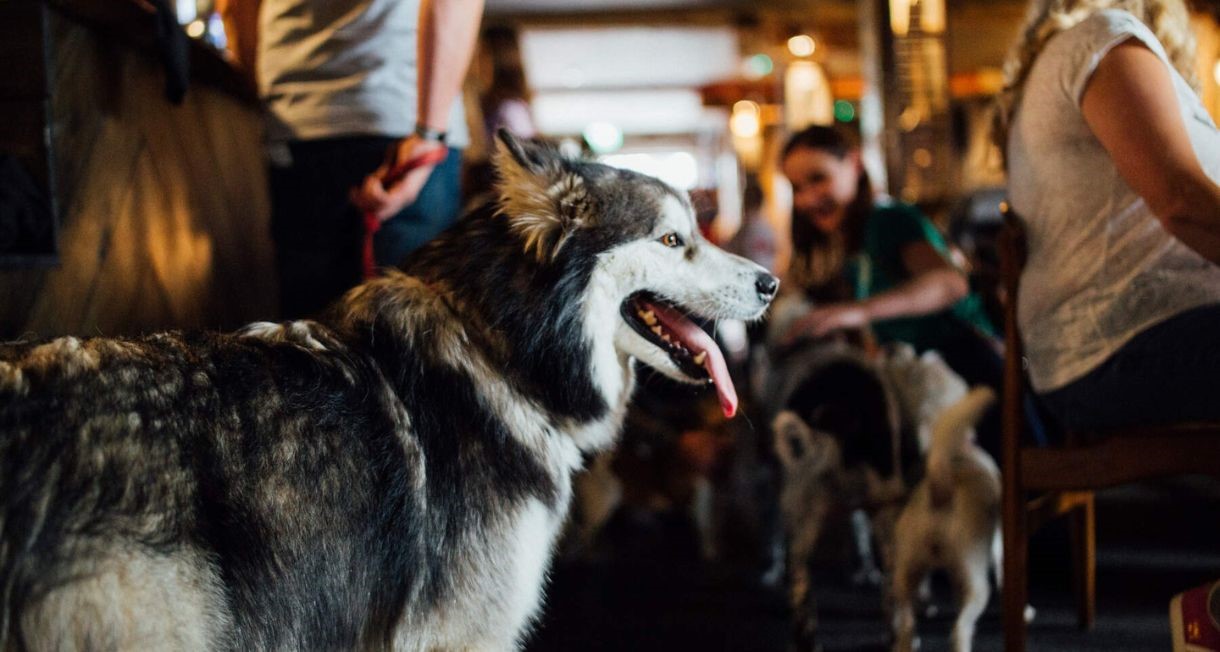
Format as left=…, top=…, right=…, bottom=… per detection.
left=787, top=35, right=815, bottom=58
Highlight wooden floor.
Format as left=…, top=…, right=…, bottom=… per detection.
left=528, top=477, right=1220, bottom=652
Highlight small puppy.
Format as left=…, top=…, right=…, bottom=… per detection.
left=890, top=386, right=999, bottom=652
left=770, top=348, right=907, bottom=650
left=771, top=409, right=844, bottom=646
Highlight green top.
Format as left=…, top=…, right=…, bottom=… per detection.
left=845, top=201, right=995, bottom=352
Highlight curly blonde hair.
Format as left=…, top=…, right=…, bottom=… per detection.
left=992, top=0, right=1198, bottom=157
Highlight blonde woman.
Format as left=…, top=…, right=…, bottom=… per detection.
left=995, top=0, right=1220, bottom=433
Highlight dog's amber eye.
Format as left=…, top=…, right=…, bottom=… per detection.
left=659, top=233, right=684, bottom=248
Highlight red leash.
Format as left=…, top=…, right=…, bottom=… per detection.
left=362, top=146, right=449, bottom=279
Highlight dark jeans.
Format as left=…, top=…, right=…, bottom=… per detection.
left=268, top=137, right=462, bottom=319
left=1039, top=303, right=1220, bottom=432
left=933, top=321, right=1050, bottom=459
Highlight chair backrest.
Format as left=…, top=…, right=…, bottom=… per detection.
left=997, top=202, right=1028, bottom=447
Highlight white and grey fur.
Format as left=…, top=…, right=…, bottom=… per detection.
left=0, top=131, right=776, bottom=651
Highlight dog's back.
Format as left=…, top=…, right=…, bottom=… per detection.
left=0, top=310, right=565, bottom=650
left=0, top=327, right=442, bottom=649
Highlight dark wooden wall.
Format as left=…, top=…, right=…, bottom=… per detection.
left=0, top=6, right=276, bottom=340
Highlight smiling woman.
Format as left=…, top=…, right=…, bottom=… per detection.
left=775, top=124, right=1040, bottom=455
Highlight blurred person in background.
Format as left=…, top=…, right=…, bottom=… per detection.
left=479, top=26, right=537, bottom=140
left=725, top=174, right=777, bottom=274
left=219, top=0, right=482, bottom=319
left=776, top=125, right=1030, bottom=454
left=462, top=25, right=538, bottom=205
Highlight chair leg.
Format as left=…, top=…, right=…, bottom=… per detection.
left=1003, top=489, right=1028, bottom=652
left=1069, top=491, right=1096, bottom=630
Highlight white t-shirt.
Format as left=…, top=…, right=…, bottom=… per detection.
left=258, top=0, right=469, bottom=146
left=1007, top=9, right=1220, bottom=392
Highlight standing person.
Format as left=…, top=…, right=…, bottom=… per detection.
left=777, top=125, right=1032, bottom=454
left=993, top=0, right=1220, bottom=432
left=725, top=174, right=777, bottom=274
left=220, top=0, right=483, bottom=319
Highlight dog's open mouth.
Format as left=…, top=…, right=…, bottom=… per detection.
left=621, top=292, right=738, bottom=418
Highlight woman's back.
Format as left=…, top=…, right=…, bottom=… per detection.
left=1007, top=9, right=1220, bottom=392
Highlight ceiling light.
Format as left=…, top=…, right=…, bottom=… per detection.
left=787, top=35, right=815, bottom=58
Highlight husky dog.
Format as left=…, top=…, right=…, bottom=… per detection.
left=0, top=132, right=777, bottom=651
left=890, top=387, right=999, bottom=652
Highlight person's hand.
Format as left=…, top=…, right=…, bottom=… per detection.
left=782, top=302, right=870, bottom=344
left=350, top=136, right=447, bottom=222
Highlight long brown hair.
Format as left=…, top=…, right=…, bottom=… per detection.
left=781, top=125, right=874, bottom=294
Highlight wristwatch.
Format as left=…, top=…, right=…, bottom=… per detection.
left=414, top=123, right=447, bottom=144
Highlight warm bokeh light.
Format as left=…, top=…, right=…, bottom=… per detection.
left=186, top=20, right=206, bottom=39
left=1214, top=60, right=1220, bottom=86
left=787, top=35, right=815, bottom=58
left=784, top=61, right=834, bottom=128
left=890, top=0, right=911, bottom=36
left=920, top=0, right=946, bottom=35
left=889, top=0, right=945, bottom=36
left=730, top=100, right=761, bottom=138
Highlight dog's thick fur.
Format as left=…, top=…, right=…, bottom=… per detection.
left=0, top=132, right=775, bottom=651
left=890, top=387, right=999, bottom=652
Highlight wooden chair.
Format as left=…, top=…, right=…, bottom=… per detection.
left=997, top=204, right=1220, bottom=652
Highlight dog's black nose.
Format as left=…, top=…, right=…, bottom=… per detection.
left=755, top=272, right=779, bottom=300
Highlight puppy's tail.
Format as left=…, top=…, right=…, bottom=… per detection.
left=926, top=386, right=995, bottom=506
left=772, top=410, right=839, bottom=475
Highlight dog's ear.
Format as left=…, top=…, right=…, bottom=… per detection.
left=493, top=129, right=591, bottom=262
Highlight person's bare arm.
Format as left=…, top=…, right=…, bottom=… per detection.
left=1081, top=40, right=1220, bottom=264
left=216, top=0, right=262, bottom=80
left=861, top=242, right=968, bottom=321
left=783, top=242, right=968, bottom=341
left=352, top=0, right=484, bottom=221
left=417, top=0, right=484, bottom=134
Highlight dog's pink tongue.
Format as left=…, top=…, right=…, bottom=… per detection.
left=648, top=302, right=738, bottom=418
